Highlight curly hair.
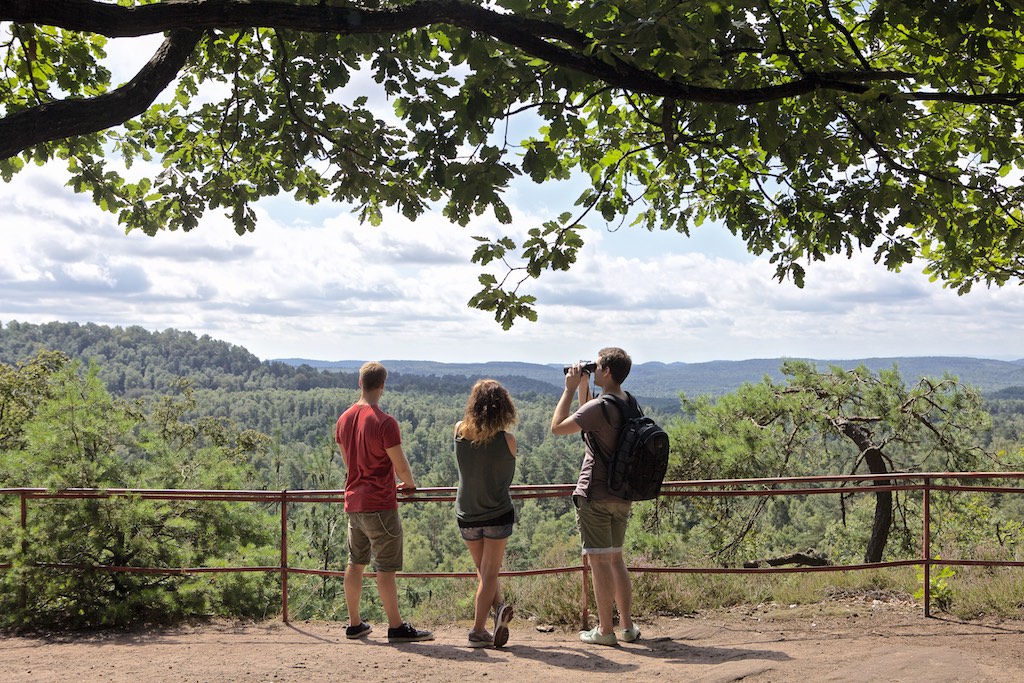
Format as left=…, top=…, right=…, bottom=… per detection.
left=457, top=379, right=517, bottom=445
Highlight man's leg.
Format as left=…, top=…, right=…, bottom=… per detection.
left=608, top=550, right=634, bottom=631
left=369, top=509, right=406, bottom=629
left=344, top=562, right=365, bottom=626
left=600, top=499, right=634, bottom=633
left=345, top=513, right=373, bottom=627
left=587, top=552, right=618, bottom=635
left=576, top=497, right=621, bottom=637
left=375, top=570, right=403, bottom=629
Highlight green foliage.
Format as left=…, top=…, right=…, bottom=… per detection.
left=0, top=355, right=279, bottom=629
left=942, top=566, right=1024, bottom=620
left=5, top=4, right=1024, bottom=324
left=5, top=360, right=140, bottom=489
left=915, top=562, right=956, bottom=612
left=669, top=362, right=993, bottom=565
left=0, top=349, right=69, bottom=452
left=6, top=328, right=1024, bottom=626
left=503, top=545, right=586, bottom=626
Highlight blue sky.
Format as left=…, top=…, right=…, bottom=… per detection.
left=2, top=37, right=1023, bottom=365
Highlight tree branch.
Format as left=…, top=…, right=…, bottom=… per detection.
left=0, top=28, right=203, bottom=159
left=822, top=0, right=872, bottom=70
left=6, top=0, right=1021, bottom=163
left=743, top=549, right=831, bottom=568
left=0, top=0, right=881, bottom=105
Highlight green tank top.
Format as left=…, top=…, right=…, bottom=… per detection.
left=455, top=431, right=516, bottom=525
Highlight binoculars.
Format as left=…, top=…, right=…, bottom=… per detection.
left=563, top=361, right=598, bottom=374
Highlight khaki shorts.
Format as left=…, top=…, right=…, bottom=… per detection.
left=347, top=509, right=404, bottom=572
left=573, top=495, right=632, bottom=555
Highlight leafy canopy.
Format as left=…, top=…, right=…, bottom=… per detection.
left=3, top=0, right=1024, bottom=327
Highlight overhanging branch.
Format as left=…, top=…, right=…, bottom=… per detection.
left=0, top=0, right=890, bottom=107
left=0, top=29, right=203, bottom=159
left=3, top=0, right=1023, bottom=163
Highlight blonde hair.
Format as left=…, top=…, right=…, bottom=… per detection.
left=457, top=379, right=516, bottom=445
left=359, top=361, right=388, bottom=391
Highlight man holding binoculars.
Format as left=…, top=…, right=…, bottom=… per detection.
left=550, top=347, right=640, bottom=646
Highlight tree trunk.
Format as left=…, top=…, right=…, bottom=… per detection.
left=862, top=446, right=892, bottom=563
left=837, top=421, right=892, bottom=563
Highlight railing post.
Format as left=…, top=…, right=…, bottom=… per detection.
left=18, top=492, right=27, bottom=611
left=580, top=553, right=590, bottom=631
left=280, top=490, right=289, bottom=623
left=923, top=477, right=931, bottom=618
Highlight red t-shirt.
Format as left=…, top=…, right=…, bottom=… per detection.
left=335, top=403, right=402, bottom=512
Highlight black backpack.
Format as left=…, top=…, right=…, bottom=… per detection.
left=585, top=392, right=670, bottom=501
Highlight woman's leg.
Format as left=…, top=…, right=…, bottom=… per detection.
left=466, top=536, right=508, bottom=633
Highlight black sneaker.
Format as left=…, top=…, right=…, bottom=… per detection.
left=387, top=622, right=434, bottom=643
left=345, top=622, right=372, bottom=639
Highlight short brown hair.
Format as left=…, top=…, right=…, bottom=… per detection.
left=598, top=347, right=632, bottom=385
left=359, top=361, right=388, bottom=391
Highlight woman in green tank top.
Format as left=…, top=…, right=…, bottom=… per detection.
left=455, top=379, right=517, bottom=648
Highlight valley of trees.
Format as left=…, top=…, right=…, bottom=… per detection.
left=3, top=321, right=1024, bottom=628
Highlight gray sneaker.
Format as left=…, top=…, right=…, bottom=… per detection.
left=580, top=626, right=617, bottom=646
left=493, top=604, right=514, bottom=648
left=468, top=630, right=493, bottom=648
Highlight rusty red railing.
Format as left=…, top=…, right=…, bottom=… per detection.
left=4, top=471, right=1024, bottom=624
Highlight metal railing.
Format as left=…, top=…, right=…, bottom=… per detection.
left=4, top=471, right=1024, bottom=624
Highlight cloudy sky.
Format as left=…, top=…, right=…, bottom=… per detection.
left=2, top=39, right=1023, bottom=365
left=4, top=158, right=1022, bottom=366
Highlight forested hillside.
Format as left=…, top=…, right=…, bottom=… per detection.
left=0, top=321, right=560, bottom=399
left=7, top=320, right=1022, bottom=401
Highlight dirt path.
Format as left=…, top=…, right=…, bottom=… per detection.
left=4, top=599, right=1024, bottom=682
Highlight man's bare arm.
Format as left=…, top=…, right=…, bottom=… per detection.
left=551, top=365, right=587, bottom=436
left=385, top=444, right=417, bottom=490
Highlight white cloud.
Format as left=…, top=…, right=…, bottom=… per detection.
left=2, top=160, right=1024, bottom=364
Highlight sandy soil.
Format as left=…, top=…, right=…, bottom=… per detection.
left=3, top=597, right=1024, bottom=682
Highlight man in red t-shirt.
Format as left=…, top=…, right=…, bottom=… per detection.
left=335, top=361, right=433, bottom=644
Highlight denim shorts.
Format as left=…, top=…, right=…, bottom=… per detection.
left=347, top=509, right=404, bottom=572
left=459, top=523, right=514, bottom=542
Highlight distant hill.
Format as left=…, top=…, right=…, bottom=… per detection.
left=3, top=320, right=1022, bottom=401
left=0, top=322, right=557, bottom=398
left=278, top=356, right=1024, bottom=399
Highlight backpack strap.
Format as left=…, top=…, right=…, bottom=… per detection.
left=582, top=392, right=641, bottom=461
left=597, top=392, right=642, bottom=423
